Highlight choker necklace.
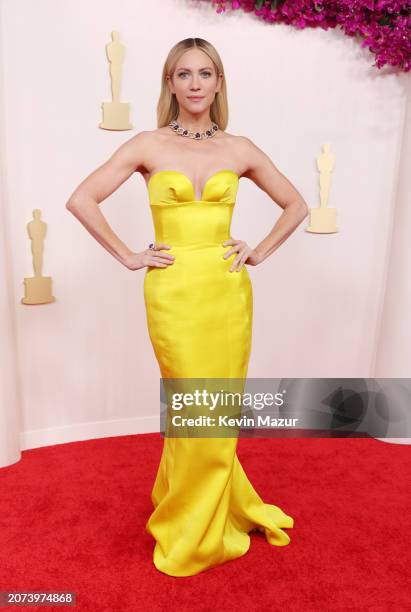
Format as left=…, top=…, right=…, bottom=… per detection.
left=168, top=119, right=219, bottom=140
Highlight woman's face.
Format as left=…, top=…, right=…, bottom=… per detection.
left=167, top=49, right=222, bottom=114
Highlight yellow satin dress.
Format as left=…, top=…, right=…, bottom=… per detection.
left=143, top=169, right=294, bottom=577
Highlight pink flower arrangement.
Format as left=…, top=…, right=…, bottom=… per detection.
left=209, top=0, right=411, bottom=72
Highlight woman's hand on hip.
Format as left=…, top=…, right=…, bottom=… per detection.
left=222, top=238, right=263, bottom=272
left=123, top=243, right=175, bottom=270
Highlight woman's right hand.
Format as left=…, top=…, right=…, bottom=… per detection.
left=122, top=243, right=175, bottom=271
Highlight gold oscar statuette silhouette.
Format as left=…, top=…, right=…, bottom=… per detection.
left=306, top=143, right=338, bottom=233
left=99, top=30, right=133, bottom=130
left=21, top=209, right=56, bottom=305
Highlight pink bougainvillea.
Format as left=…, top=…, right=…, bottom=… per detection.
left=208, top=0, right=411, bottom=72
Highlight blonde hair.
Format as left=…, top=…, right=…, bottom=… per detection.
left=157, top=38, right=228, bottom=130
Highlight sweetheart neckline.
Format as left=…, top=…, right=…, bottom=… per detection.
left=146, top=169, right=239, bottom=202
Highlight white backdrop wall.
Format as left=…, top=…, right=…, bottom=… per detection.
left=0, top=0, right=409, bottom=466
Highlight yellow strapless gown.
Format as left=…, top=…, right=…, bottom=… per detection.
left=143, top=169, right=294, bottom=577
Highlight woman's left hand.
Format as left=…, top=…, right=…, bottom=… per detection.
left=222, top=238, right=263, bottom=272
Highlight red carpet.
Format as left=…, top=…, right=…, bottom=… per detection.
left=0, top=434, right=409, bottom=611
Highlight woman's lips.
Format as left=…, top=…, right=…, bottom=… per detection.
left=187, top=96, right=204, bottom=101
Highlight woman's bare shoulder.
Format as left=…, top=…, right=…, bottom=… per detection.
left=227, top=132, right=257, bottom=147
left=138, top=128, right=176, bottom=151
left=222, top=131, right=259, bottom=153
left=127, top=128, right=168, bottom=143
left=121, top=129, right=171, bottom=166
left=222, top=132, right=260, bottom=162
left=143, top=127, right=171, bottom=140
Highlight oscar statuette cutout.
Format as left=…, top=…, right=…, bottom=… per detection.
left=306, top=143, right=339, bottom=233
left=99, top=30, right=133, bottom=130
left=21, top=209, right=55, bottom=305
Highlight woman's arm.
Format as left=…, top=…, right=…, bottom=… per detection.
left=239, top=136, right=309, bottom=263
left=65, top=131, right=174, bottom=270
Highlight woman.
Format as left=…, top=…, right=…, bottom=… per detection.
left=66, top=37, right=308, bottom=577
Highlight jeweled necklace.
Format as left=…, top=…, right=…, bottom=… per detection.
left=168, top=119, right=219, bottom=140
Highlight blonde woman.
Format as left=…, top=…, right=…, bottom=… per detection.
left=66, top=37, right=308, bottom=577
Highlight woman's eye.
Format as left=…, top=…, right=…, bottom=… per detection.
left=177, top=71, right=212, bottom=78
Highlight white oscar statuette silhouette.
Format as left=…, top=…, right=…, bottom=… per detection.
left=21, top=209, right=56, bottom=305
left=99, top=30, right=133, bottom=130
left=306, top=143, right=338, bottom=233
